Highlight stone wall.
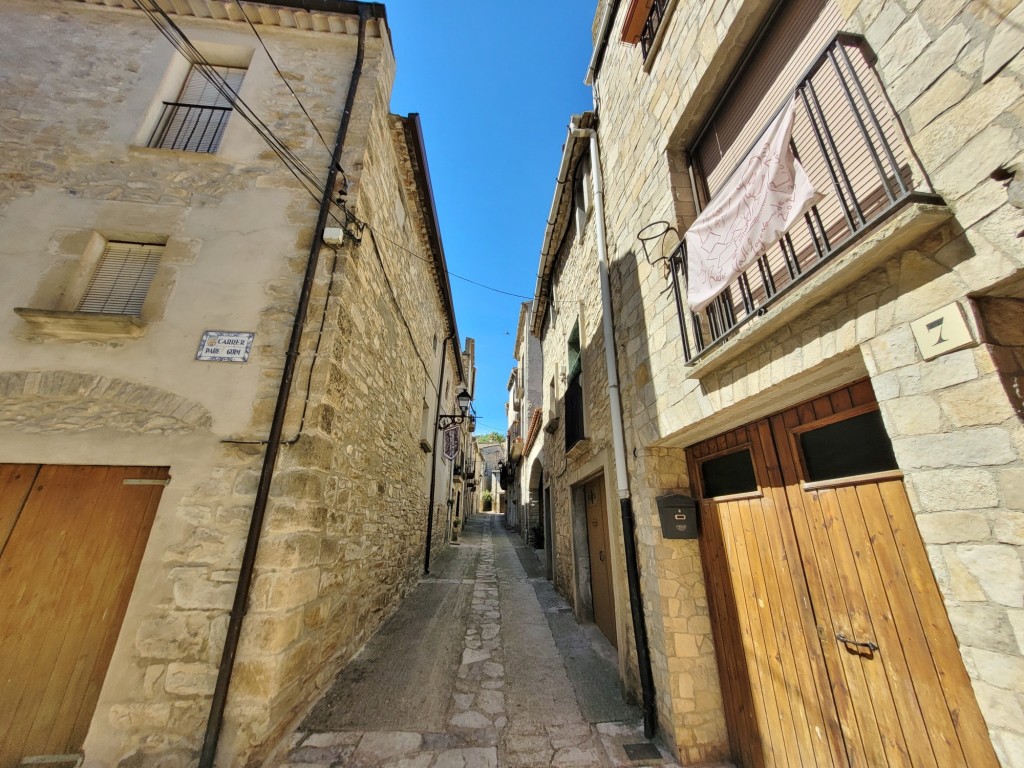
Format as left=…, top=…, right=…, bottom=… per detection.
left=0, top=2, right=461, bottom=767
left=571, top=0, right=1024, bottom=761
left=534, top=172, right=658, bottom=729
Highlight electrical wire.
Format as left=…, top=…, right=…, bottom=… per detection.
left=232, top=0, right=336, bottom=162
left=132, top=0, right=328, bottom=195
left=365, top=223, right=534, bottom=300
left=136, top=0, right=536, bottom=303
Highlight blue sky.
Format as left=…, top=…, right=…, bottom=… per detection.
left=383, top=2, right=597, bottom=436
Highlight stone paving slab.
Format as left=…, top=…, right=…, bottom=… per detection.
left=275, top=514, right=708, bottom=768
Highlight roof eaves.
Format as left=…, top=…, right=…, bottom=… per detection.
left=531, top=111, right=595, bottom=338
left=400, top=113, right=465, bottom=384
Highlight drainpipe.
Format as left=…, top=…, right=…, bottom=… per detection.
left=584, top=126, right=658, bottom=738
left=424, top=331, right=455, bottom=574
left=197, top=8, right=370, bottom=766
left=584, top=0, right=621, bottom=86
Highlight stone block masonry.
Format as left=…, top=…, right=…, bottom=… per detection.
left=546, top=0, right=1024, bottom=762
left=0, top=2, right=464, bottom=767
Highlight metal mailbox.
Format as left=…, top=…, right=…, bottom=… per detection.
left=656, top=493, right=699, bottom=539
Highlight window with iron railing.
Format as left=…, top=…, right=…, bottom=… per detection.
left=565, top=321, right=585, bottom=450
left=639, top=0, right=669, bottom=59
left=668, top=31, right=937, bottom=363
left=148, top=65, right=245, bottom=154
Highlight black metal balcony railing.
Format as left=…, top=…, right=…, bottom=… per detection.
left=671, top=35, right=936, bottom=363
left=148, top=101, right=233, bottom=154
left=640, top=0, right=670, bottom=59
left=565, top=370, right=585, bottom=451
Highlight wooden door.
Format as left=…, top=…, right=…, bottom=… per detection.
left=583, top=476, right=617, bottom=647
left=690, top=423, right=846, bottom=768
left=0, top=464, right=168, bottom=767
left=689, top=381, right=998, bottom=768
left=770, top=383, right=999, bottom=768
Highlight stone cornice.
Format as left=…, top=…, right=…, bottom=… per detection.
left=72, top=0, right=388, bottom=38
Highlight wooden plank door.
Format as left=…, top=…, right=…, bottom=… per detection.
left=583, top=476, right=617, bottom=647
left=0, top=464, right=168, bottom=767
left=771, top=383, right=999, bottom=768
left=689, top=425, right=846, bottom=768
left=0, top=465, right=38, bottom=555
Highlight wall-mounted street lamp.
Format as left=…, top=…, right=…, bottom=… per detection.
left=424, top=385, right=474, bottom=574
left=437, top=387, right=474, bottom=429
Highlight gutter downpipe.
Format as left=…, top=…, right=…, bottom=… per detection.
left=585, top=126, right=658, bottom=738
left=197, top=8, right=369, bottom=766
left=585, top=0, right=621, bottom=87
left=424, top=331, right=456, bottom=574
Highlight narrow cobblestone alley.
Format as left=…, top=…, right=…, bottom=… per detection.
left=274, top=513, right=688, bottom=768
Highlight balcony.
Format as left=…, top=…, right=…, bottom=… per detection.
left=670, top=34, right=945, bottom=365
left=148, top=101, right=232, bottom=154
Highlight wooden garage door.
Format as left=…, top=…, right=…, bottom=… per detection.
left=687, top=381, right=998, bottom=768
left=0, top=464, right=167, bottom=767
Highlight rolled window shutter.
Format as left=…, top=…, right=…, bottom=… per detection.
left=77, top=242, right=163, bottom=315
left=695, top=0, right=843, bottom=196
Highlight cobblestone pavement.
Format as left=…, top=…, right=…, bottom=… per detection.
left=275, top=513, right=693, bottom=768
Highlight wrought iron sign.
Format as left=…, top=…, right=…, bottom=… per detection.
left=442, top=426, right=460, bottom=461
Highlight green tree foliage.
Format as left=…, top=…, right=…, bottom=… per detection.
left=476, top=431, right=504, bottom=444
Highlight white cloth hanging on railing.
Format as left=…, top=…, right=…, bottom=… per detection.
left=685, top=96, right=821, bottom=312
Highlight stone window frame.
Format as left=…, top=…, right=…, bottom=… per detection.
left=14, top=229, right=191, bottom=340
left=132, top=40, right=255, bottom=158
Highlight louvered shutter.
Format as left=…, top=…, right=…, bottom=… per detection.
left=77, top=242, right=163, bottom=315
left=177, top=66, right=245, bottom=108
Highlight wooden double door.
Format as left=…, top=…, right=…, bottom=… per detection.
left=687, top=381, right=997, bottom=768
left=0, top=464, right=167, bottom=767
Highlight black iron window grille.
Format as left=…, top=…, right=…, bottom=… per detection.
left=669, top=34, right=937, bottom=363
left=640, top=0, right=670, bottom=59
left=148, top=65, right=244, bottom=154
left=565, top=370, right=585, bottom=451
left=565, top=322, right=585, bottom=450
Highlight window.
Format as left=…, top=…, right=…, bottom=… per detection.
left=565, top=322, right=584, bottom=450
left=670, top=0, right=925, bottom=363
left=798, top=410, right=898, bottom=482
left=148, top=65, right=245, bottom=153
left=573, top=156, right=591, bottom=237
left=78, top=242, right=163, bottom=315
left=700, top=449, right=758, bottom=498
left=692, top=0, right=843, bottom=197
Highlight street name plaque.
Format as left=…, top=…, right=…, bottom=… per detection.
left=196, top=331, right=255, bottom=362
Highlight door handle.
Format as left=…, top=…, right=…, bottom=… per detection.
left=599, top=550, right=605, bottom=562
left=836, top=633, right=878, bottom=654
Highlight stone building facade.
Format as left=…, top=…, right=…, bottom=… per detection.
left=503, top=302, right=546, bottom=543
left=0, top=2, right=467, bottom=766
left=533, top=0, right=1024, bottom=764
